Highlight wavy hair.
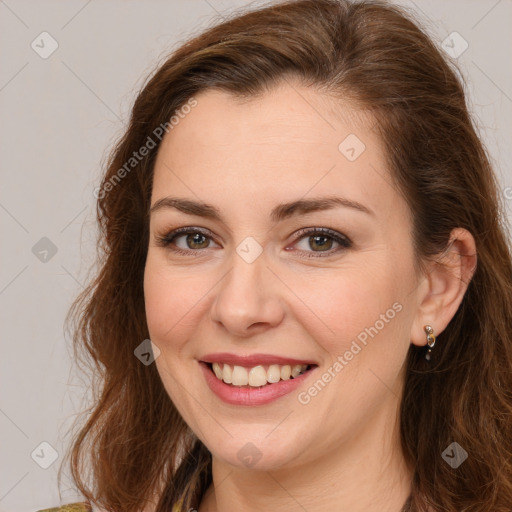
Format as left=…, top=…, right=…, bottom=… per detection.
left=65, top=1, right=512, bottom=510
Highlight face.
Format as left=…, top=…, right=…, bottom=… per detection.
left=144, top=81, right=424, bottom=471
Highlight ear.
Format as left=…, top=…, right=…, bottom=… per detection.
left=410, top=228, right=477, bottom=347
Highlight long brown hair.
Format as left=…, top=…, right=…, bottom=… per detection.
left=65, top=1, right=512, bottom=510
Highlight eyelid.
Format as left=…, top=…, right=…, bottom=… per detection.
left=288, top=227, right=352, bottom=257
left=155, top=226, right=352, bottom=257
left=155, top=226, right=219, bottom=249
left=291, top=227, right=351, bottom=245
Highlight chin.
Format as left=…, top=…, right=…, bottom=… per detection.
left=206, top=431, right=308, bottom=471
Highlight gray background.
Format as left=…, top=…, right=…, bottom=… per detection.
left=1, top=0, right=511, bottom=510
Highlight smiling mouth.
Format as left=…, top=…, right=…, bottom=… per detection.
left=205, top=362, right=317, bottom=387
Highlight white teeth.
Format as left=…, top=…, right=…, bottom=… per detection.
left=249, top=366, right=267, bottom=386
left=223, top=364, right=233, bottom=384
left=291, top=364, right=303, bottom=378
left=212, top=362, right=223, bottom=379
left=267, top=364, right=281, bottom=383
left=211, top=362, right=310, bottom=386
left=232, top=365, right=248, bottom=386
left=280, top=365, right=291, bottom=380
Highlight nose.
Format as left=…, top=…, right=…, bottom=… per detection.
left=209, top=246, right=285, bottom=337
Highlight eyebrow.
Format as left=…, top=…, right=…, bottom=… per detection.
left=149, top=195, right=374, bottom=222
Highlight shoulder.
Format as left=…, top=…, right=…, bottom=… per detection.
left=36, top=503, right=92, bottom=512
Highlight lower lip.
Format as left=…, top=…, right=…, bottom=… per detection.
left=199, top=362, right=316, bottom=406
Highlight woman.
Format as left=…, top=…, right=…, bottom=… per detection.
left=40, top=0, right=512, bottom=511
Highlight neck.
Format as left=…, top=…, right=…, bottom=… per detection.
left=199, top=406, right=412, bottom=512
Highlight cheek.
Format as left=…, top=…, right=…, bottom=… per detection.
left=143, top=254, right=216, bottom=348
left=291, top=267, right=412, bottom=424
left=144, top=257, right=184, bottom=343
left=292, top=262, right=404, bottom=354
left=143, top=255, right=209, bottom=419
left=144, top=262, right=170, bottom=340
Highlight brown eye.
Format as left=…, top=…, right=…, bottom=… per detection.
left=156, top=227, right=219, bottom=255
left=291, top=228, right=352, bottom=258
left=184, top=232, right=210, bottom=249
left=308, top=234, right=334, bottom=252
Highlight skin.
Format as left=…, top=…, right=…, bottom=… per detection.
left=143, top=80, right=476, bottom=512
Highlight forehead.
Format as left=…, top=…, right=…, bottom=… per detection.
left=161, top=82, right=373, bottom=156
left=151, top=82, right=401, bottom=219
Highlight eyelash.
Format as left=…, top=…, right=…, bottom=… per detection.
left=155, top=226, right=352, bottom=258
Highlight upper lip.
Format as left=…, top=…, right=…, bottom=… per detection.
left=200, top=353, right=318, bottom=367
